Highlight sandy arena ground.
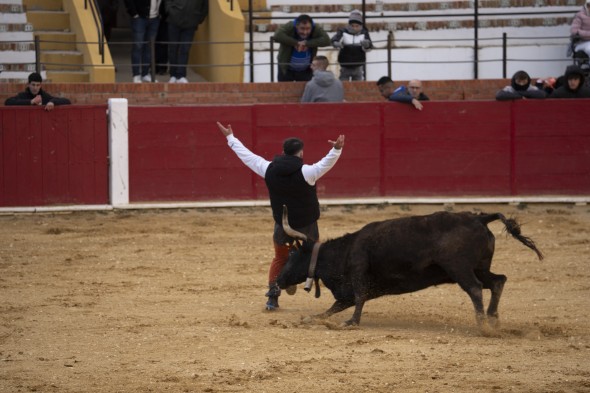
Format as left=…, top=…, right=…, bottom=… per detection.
left=1, top=203, right=589, bottom=393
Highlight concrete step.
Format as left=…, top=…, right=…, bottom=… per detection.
left=26, top=10, right=69, bottom=31
left=22, top=0, right=63, bottom=12
left=35, top=31, right=76, bottom=51
left=46, top=70, right=89, bottom=83
left=40, top=50, right=83, bottom=70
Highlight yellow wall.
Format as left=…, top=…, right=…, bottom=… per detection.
left=64, top=0, right=115, bottom=83
left=190, top=0, right=245, bottom=83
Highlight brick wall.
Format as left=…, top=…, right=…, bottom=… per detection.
left=0, top=79, right=510, bottom=106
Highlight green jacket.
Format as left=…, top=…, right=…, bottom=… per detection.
left=273, top=21, right=330, bottom=74
left=165, top=0, right=208, bottom=30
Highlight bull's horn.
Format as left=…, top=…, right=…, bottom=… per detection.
left=282, top=205, right=307, bottom=240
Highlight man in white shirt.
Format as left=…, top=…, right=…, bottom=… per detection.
left=217, top=122, right=345, bottom=310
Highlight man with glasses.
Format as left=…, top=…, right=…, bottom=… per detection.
left=376, top=76, right=429, bottom=111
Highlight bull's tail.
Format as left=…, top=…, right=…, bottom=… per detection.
left=479, top=213, right=544, bottom=260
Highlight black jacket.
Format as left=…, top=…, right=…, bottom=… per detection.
left=4, top=87, right=71, bottom=106
left=549, top=65, right=590, bottom=98
left=265, top=155, right=320, bottom=229
left=124, top=0, right=156, bottom=18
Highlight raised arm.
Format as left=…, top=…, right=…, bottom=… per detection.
left=301, top=135, right=345, bottom=185
left=217, top=122, right=270, bottom=178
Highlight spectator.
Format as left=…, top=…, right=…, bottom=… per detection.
left=4, top=72, right=71, bottom=111
left=124, top=0, right=162, bottom=83
left=570, top=2, right=590, bottom=59
left=217, top=122, right=345, bottom=311
left=273, top=14, right=330, bottom=82
left=376, top=76, right=429, bottom=110
left=166, top=0, right=208, bottom=83
left=97, top=0, right=119, bottom=41
left=301, top=56, right=344, bottom=103
left=331, top=9, right=373, bottom=81
left=154, top=1, right=169, bottom=76
left=535, top=77, right=557, bottom=95
left=549, top=65, right=590, bottom=98
left=495, top=70, right=546, bottom=101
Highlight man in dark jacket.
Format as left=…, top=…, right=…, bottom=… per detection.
left=273, top=14, right=331, bottom=82
left=124, top=0, right=162, bottom=83
left=166, top=0, right=208, bottom=83
left=495, top=70, right=547, bottom=101
left=550, top=65, right=590, bottom=98
left=4, top=72, right=71, bottom=111
left=377, top=76, right=429, bottom=111
left=217, top=121, right=345, bottom=311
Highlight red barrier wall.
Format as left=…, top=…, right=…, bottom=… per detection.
left=1, top=101, right=588, bottom=208
left=127, top=100, right=590, bottom=203
left=0, top=106, right=108, bottom=207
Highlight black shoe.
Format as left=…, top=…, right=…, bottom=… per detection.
left=265, top=283, right=281, bottom=310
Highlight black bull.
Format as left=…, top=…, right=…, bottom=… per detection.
left=276, top=207, right=543, bottom=328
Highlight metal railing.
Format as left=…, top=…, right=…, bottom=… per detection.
left=246, top=0, right=578, bottom=81
left=12, top=32, right=575, bottom=83
left=84, top=0, right=105, bottom=65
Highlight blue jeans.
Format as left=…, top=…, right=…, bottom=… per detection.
left=131, top=16, right=160, bottom=77
left=168, top=24, right=196, bottom=79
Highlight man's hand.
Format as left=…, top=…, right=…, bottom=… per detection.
left=411, top=98, right=423, bottom=111
left=329, top=134, right=345, bottom=150
left=296, top=41, right=308, bottom=52
left=44, top=101, right=55, bottom=111
left=31, top=95, right=42, bottom=106
left=217, top=122, right=233, bottom=137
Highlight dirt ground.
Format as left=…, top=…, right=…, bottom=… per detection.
left=1, top=203, right=589, bottom=393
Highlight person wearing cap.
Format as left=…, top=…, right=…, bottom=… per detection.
left=301, top=55, right=344, bottom=103
left=570, top=1, right=590, bottom=60
left=216, top=121, right=345, bottom=311
left=376, top=76, right=429, bottom=110
left=273, top=14, right=331, bottom=82
left=4, top=72, right=71, bottom=111
left=331, top=9, right=374, bottom=81
left=549, top=65, right=590, bottom=98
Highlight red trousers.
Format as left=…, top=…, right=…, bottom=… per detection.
left=268, top=242, right=290, bottom=284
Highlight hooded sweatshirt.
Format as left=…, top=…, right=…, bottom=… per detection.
left=550, top=65, right=590, bottom=98
left=495, top=70, right=547, bottom=101
left=301, top=70, right=344, bottom=102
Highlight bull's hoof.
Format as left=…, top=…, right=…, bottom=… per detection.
left=488, top=315, right=500, bottom=329
left=341, top=319, right=360, bottom=328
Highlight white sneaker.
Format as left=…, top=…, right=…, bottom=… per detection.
left=177, top=77, right=188, bottom=83
left=133, top=75, right=142, bottom=83
left=142, top=75, right=157, bottom=83
left=169, top=76, right=177, bottom=83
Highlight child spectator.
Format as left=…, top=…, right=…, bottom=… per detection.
left=331, top=10, right=373, bottom=81
left=495, top=70, right=546, bottom=100
left=570, top=2, right=590, bottom=60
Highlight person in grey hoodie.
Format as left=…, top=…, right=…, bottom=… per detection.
left=301, top=56, right=344, bottom=103
left=166, top=0, right=208, bottom=83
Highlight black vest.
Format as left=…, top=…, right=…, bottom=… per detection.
left=264, top=155, right=320, bottom=229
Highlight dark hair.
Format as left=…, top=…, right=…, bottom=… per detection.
left=313, top=55, right=329, bottom=69
left=28, top=72, right=42, bottom=83
left=376, top=76, right=393, bottom=86
left=295, top=14, right=313, bottom=25
left=283, top=137, right=304, bottom=156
